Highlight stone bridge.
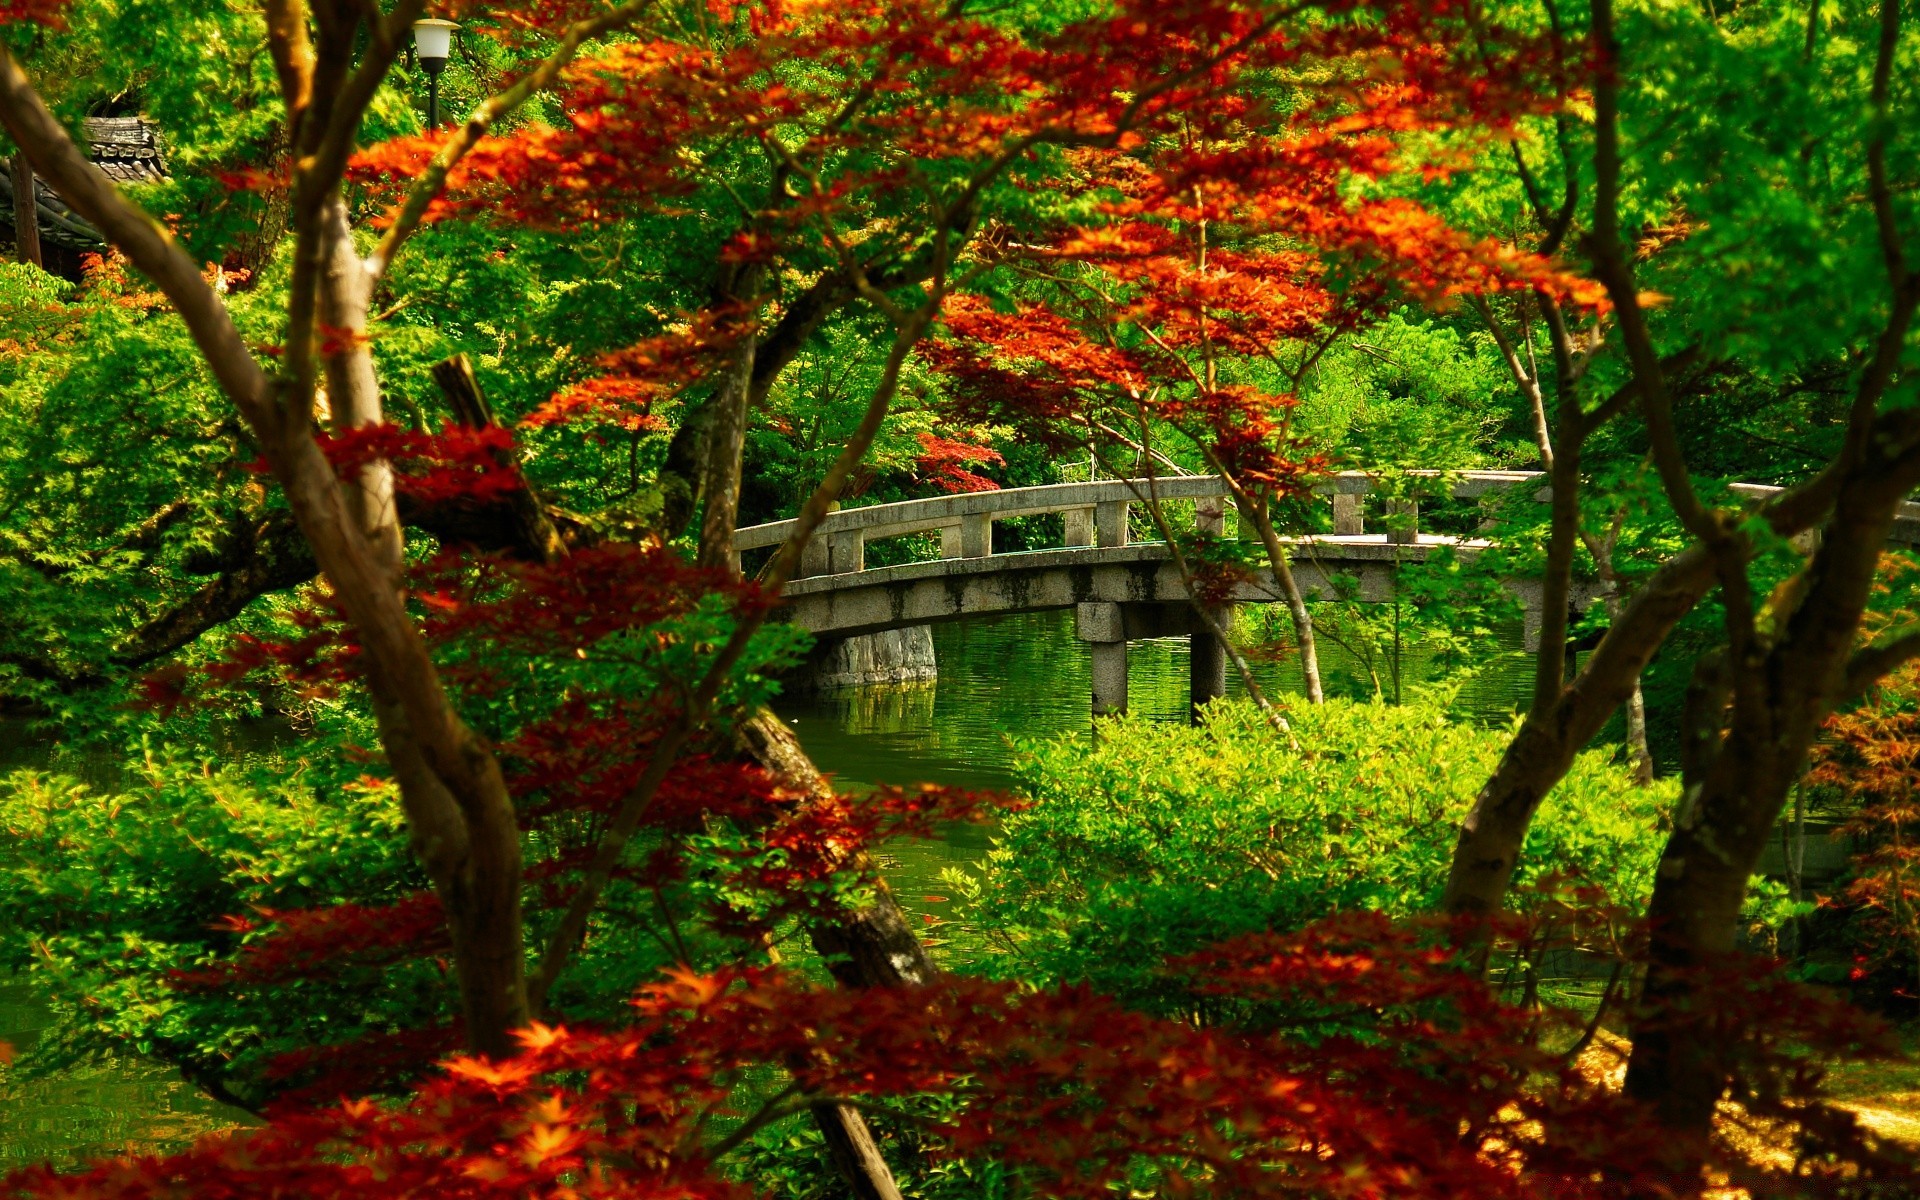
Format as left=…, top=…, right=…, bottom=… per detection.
left=735, top=472, right=1920, bottom=716
left=739, top=471, right=1546, bottom=715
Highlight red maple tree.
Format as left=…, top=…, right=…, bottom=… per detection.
left=2, top=1, right=1915, bottom=1196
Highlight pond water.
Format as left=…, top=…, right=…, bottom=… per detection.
left=777, top=608, right=1536, bottom=899
left=0, top=608, right=1534, bottom=1166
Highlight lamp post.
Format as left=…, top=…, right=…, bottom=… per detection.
left=412, top=18, right=458, bottom=131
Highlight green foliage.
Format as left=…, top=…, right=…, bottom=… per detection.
left=943, top=699, right=1670, bottom=1014
left=1295, top=312, right=1528, bottom=470
left=0, top=747, right=426, bottom=1110
left=0, top=259, right=287, bottom=726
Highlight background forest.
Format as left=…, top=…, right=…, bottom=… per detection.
left=0, top=0, right=1918, bottom=1196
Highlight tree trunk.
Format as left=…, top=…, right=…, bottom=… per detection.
left=810, top=1102, right=906, bottom=1200
left=1444, top=545, right=1717, bottom=917
left=1229, top=490, right=1323, bottom=703
left=430, top=353, right=569, bottom=563
left=1624, top=677, right=1654, bottom=785
left=1272, top=545, right=1324, bottom=705
left=315, top=195, right=530, bottom=1058
left=738, top=709, right=932, bottom=1200
left=10, top=152, right=39, bottom=268
left=738, top=711, right=939, bottom=988
left=698, top=266, right=765, bottom=575
left=1624, top=478, right=1909, bottom=1155
left=317, top=197, right=402, bottom=572
left=1623, top=742, right=1796, bottom=1158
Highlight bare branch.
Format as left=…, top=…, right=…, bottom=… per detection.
left=1842, top=628, right=1920, bottom=698
left=1588, top=0, right=1715, bottom=544
left=263, top=0, right=315, bottom=134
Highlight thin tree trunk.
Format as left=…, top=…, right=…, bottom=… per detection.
left=10, top=152, right=39, bottom=268
left=739, top=710, right=922, bottom=1200
left=698, top=266, right=765, bottom=575
left=316, top=194, right=530, bottom=1057
left=1200, top=457, right=1324, bottom=703
left=1623, top=678, right=1654, bottom=784
left=1267, top=535, right=1324, bottom=704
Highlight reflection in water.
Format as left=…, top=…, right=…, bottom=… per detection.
left=0, top=981, right=243, bottom=1167
left=776, top=609, right=1534, bottom=903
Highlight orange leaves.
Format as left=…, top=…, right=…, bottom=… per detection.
left=9, top=915, right=1918, bottom=1198
left=915, top=430, right=1003, bottom=494
left=444, top=1054, right=542, bottom=1091
left=525, top=305, right=753, bottom=433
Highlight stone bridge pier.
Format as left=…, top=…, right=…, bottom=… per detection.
left=1076, top=600, right=1230, bottom=722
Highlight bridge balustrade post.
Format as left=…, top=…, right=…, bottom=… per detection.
left=1075, top=601, right=1127, bottom=718
left=1096, top=500, right=1130, bottom=548
left=1063, top=507, right=1094, bottom=547
left=799, top=533, right=830, bottom=578
left=1332, top=492, right=1364, bottom=535
left=940, top=525, right=962, bottom=558
left=1386, top=498, right=1419, bottom=545
left=1195, top=496, right=1226, bottom=536
left=960, top=512, right=992, bottom=558
left=828, top=529, right=864, bottom=574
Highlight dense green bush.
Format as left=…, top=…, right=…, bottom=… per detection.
left=944, top=699, right=1672, bottom=1012
left=0, top=750, right=431, bottom=1110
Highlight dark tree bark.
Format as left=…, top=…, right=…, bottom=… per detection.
left=426, top=353, right=571, bottom=564
left=10, top=152, right=39, bottom=267
left=116, top=511, right=317, bottom=668
left=737, top=709, right=929, bottom=1200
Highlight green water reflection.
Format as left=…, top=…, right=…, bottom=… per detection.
left=0, top=980, right=242, bottom=1168
left=776, top=609, right=1535, bottom=902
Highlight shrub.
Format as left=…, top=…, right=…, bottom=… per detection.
left=944, top=699, right=1671, bottom=1013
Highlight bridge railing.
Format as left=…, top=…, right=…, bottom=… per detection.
left=735, top=470, right=1920, bottom=579
left=735, top=470, right=1551, bottom=578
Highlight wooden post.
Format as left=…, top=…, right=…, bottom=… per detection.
left=11, top=154, right=41, bottom=269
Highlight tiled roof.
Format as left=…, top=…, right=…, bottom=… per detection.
left=2, top=116, right=168, bottom=249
